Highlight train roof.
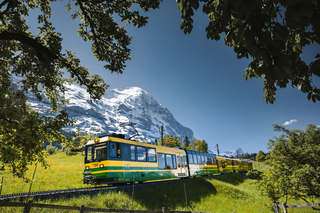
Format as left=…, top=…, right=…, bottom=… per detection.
left=185, top=149, right=215, bottom=157
left=216, top=156, right=231, bottom=160
left=85, top=134, right=186, bottom=154
left=215, top=157, right=251, bottom=163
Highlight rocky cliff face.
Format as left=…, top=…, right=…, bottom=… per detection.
left=27, top=82, right=194, bottom=141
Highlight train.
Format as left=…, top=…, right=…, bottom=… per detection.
left=83, top=134, right=253, bottom=184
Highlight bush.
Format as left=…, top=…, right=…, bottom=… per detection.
left=46, top=145, right=59, bottom=155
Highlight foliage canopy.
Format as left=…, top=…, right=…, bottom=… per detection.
left=177, top=0, right=320, bottom=103
left=159, top=135, right=181, bottom=147
left=0, top=0, right=160, bottom=178
left=259, top=124, right=320, bottom=205
left=256, top=150, right=266, bottom=161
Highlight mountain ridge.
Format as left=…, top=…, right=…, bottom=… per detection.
left=24, top=81, right=194, bottom=141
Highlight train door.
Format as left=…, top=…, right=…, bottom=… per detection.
left=177, top=153, right=186, bottom=177
left=231, top=159, right=235, bottom=172
left=217, top=158, right=225, bottom=172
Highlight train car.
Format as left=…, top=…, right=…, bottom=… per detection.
left=83, top=134, right=188, bottom=184
left=241, top=159, right=253, bottom=172
left=230, top=158, right=253, bottom=173
left=231, top=159, right=242, bottom=172
left=216, top=156, right=233, bottom=174
left=186, top=150, right=219, bottom=177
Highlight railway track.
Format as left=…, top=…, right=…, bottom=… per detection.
left=0, top=177, right=194, bottom=201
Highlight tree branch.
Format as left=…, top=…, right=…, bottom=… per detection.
left=0, top=31, right=59, bottom=62
left=77, top=0, right=98, bottom=43
left=0, top=0, right=21, bottom=25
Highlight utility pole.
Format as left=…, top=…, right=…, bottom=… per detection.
left=216, top=144, right=219, bottom=156
left=161, top=126, right=163, bottom=146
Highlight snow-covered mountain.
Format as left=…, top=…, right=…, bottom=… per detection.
left=26, top=83, right=194, bottom=141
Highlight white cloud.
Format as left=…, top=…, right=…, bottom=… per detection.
left=283, top=119, right=297, bottom=126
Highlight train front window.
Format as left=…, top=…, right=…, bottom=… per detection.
left=94, top=145, right=107, bottom=161
left=85, top=144, right=108, bottom=163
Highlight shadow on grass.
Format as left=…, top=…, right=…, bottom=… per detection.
left=26, top=177, right=216, bottom=211
left=132, top=177, right=217, bottom=210
left=209, top=173, right=246, bottom=186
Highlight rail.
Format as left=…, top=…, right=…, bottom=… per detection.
left=0, top=177, right=196, bottom=201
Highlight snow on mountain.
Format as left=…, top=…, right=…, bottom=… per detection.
left=26, top=82, right=194, bottom=141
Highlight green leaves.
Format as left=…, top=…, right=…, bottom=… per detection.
left=176, top=0, right=320, bottom=103
left=259, top=124, right=320, bottom=204
left=160, top=135, right=181, bottom=147
left=0, top=0, right=161, bottom=178
left=0, top=80, right=73, bottom=178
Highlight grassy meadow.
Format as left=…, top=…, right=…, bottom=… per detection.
left=0, top=153, right=318, bottom=212
left=0, top=152, right=87, bottom=195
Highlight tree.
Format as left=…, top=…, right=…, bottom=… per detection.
left=256, top=150, right=266, bottom=162
left=195, top=139, right=208, bottom=153
left=0, top=82, right=70, bottom=178
left=186, top=138, right=197, bottom=150
left=0, top=0, right=160, bottom=178
left=159, top=135, right=181, bottom=147
left=235, top=147, right=244, bottom=158
left=182, top=136, right=190, bottom=149
left=62, top=127, right=97, bottom=155
left=258, top=124, right=320, bottom=206
left=184, top=139, right=208, bottom=153
left=177, top=0, right=320, bottom=103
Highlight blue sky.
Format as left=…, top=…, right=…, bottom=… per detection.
left=28, top=1, right=319, bottom=155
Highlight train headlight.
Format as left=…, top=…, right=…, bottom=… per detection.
left=85, top=166, right=90, bottom=170
left=100, top=164, right=104, bottom=168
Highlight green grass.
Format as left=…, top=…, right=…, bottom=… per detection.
left=0, top=153, right=318, bottom=212
left=0, top=152, right=87, bottom=195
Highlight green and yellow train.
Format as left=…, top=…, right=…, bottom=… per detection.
left=83, top=134, right=253, bottom=184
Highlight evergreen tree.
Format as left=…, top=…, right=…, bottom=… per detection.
left=182, top=136, right=190, bottom=149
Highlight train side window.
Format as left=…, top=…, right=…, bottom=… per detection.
left=193, top=154, right=198, bottom=164
left=137, top=146, right=146, bottom=161
left=213, top=157, right=217, bottom=165
left=204, top=156, right=208, bottom=165
left=207, top=157, right=212, bottom=165
left=130, top=145, right=136, bottom=161
left=184, top=156, right=187, bottom=167
left=188, top=153, right=193, bottom=164
left=173, top=155, right=177, bottom=169
left=110, top=142, right=121, bottom=158
left=166, top=154, right=173, bottom=169
left=148, top=148, right=156, bottom=162
left=197, top=155, right=201, bottom=164
left=158, top=153, right=166, bottom=169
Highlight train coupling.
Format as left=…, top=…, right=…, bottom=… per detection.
left=83, top=175, right=94, bottom=184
